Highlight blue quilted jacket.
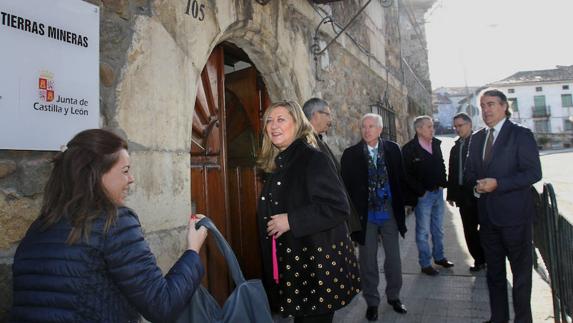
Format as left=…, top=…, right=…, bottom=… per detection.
left=11, top=207, right=204, bottom=322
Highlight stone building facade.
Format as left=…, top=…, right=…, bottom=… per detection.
left=399, top=0, right=433, bottom=119
left=0, top=0, right=435, bottom=318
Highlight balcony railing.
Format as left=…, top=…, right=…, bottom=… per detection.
left=532, top=105, right=551, bottom=118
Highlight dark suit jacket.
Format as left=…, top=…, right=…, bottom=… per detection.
left=447, top=134, right=473, bottom=204
left=465, top=119, right=542, bottom=226
left=316, top=134, right=340, bottom=170
left=315, top=134, right=362, bottom=233
left=341, top=139, right=408, bottom=245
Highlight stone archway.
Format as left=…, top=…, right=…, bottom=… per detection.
left=189, top=12, right=319, bottom=296
left=190, top=40, right=279, bottom=303
left=219, top=18, right=315, bottom=103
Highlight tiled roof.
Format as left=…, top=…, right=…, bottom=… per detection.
left=490, top=65, right=573, bottom=85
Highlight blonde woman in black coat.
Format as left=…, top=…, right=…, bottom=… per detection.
left=256, top=101, right=360, bottom=323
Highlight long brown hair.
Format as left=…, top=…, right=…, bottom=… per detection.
left=38, top=129, right=128, bottom=244
left=257, top=101, right=316, bottom=173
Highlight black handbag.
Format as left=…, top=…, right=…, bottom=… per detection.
left=176, top=217, right=273, bottom=323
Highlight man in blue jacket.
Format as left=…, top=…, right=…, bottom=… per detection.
left=465, top=89, right=541, bottom=323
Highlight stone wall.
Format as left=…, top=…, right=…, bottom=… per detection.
left=0, top=152, right=52, bottom=320
left=399, top=0, right=434, bottom=116
left=313, top=41, right=410, bottom=155
left=0, top=0, right=434, bottom=319
left=306, top=0, right=422, bottom=151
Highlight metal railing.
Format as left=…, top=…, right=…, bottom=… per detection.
left=533, top=183, right=573, bottom=322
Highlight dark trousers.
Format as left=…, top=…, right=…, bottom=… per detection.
left=359, top=212, right=402, bottom=306
left=294, top=312, right=334, bottom=323
left=480, top=219, right=533, bottom=323
left=458, top=192, right=485, bottom=265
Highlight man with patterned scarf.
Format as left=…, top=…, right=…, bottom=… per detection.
left=341, top=113, right=408, bottom=321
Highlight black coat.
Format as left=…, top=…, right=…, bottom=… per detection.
left=315, top=134, right=361, bottom=233
left=11, top=207, right=204, bottom=323
left=257, top=139, right=360, bottom=317
left=447, top=134, right=473, bottom=204
left=402, top=136, right=448, bottom=204
left=340, top=140, right=408, bottom=245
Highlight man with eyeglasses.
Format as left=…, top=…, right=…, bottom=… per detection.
left=302, top=98, right=361, bottom=234
left=303, top=98, right=332, bottom=137
left=446, top=112, right=485, bottom=272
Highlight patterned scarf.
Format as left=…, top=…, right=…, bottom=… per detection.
left=363, top=139, right=392, bottom=224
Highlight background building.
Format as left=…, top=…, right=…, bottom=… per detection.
left=489, top=65, right=573, bottom=148
left=432, top=86, right=484, bottom=133
left=0, top=0, right=436, bottom=318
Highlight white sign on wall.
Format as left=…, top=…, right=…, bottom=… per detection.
left=0, top=0, right=99, bottom=151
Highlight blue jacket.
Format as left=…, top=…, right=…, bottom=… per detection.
left=11, top=207, right=204, bottom=322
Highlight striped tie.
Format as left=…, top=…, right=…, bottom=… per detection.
left=483, top=128, right=495, bottom=163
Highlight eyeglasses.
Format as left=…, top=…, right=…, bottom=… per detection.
left=453, top=122, right=469, bottom=129
left=317, top=110, right=331, bottom=117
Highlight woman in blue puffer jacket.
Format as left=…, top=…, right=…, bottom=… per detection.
left=11, top=129, right=208, bottom=323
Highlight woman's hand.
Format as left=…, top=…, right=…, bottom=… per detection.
left=187, top=214, right=208, bottom=253
left=267, top=213, right=290, bottom=238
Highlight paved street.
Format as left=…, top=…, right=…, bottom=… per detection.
left=537, top=149, right=573, bottom=223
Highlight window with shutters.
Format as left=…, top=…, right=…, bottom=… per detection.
left=561, top=94, right=573, bottom=107
left=508, top=98, right=518, bottom=112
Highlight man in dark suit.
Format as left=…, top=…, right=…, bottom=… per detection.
left=446, top=112, right=486, bottom=272
left=303, top=97, right=361, bottom=233
left=465, top=89, right=542, bottom=323
left=341, top=113, right=408, bottom=321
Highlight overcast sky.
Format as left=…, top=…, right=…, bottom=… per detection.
left=425, top=0, right=573, bottom=89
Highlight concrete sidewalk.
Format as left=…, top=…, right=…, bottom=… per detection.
left=330, top=203, right=555, bottom=323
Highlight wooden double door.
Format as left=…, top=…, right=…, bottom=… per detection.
left=190, top=45, right=270, bottom=304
